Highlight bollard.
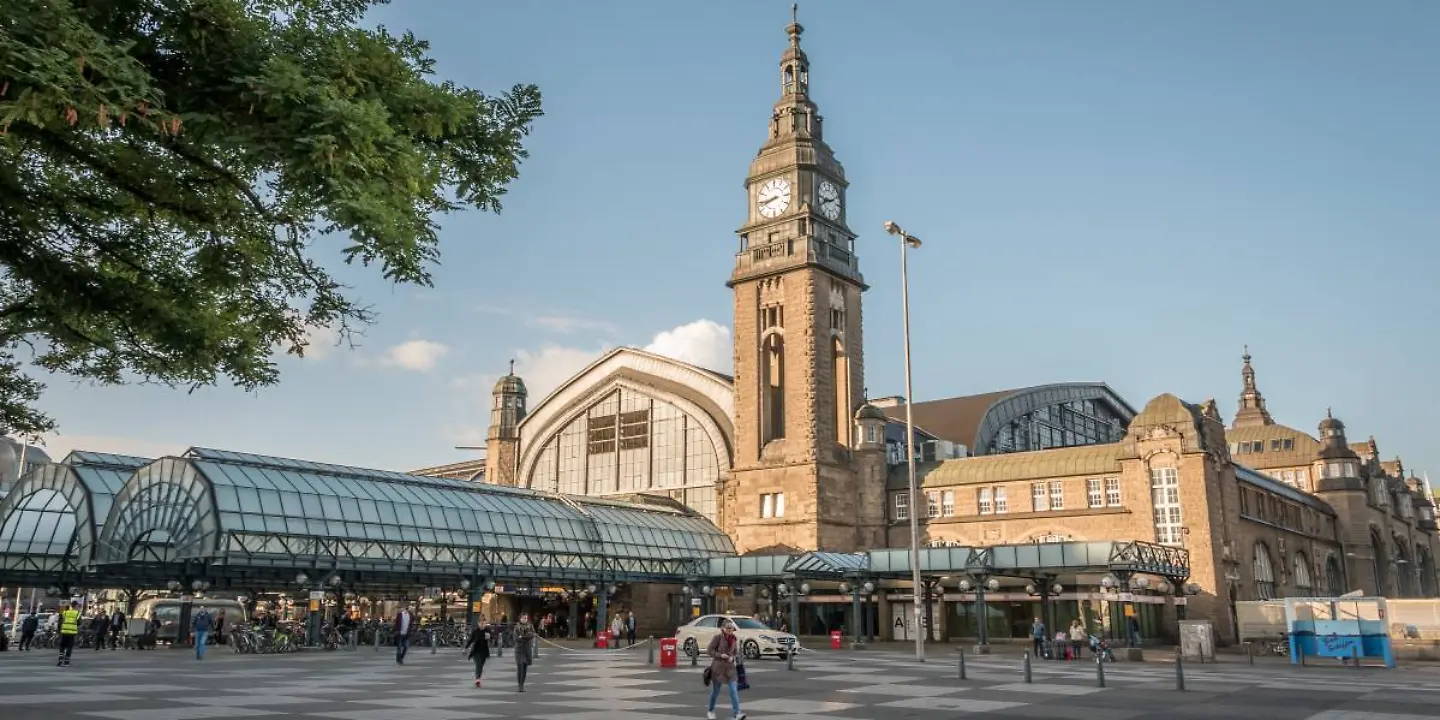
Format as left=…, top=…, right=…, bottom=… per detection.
left=1352, top=644, right=1360, bottom=669
left=374, top=628, right=380, bottom=653
left=430, top=629, right=437, bottom=655
left=958, top=646, right=967, bottom=680
left=1246, top=641, right=1254, bottom=665
left=787, top=647, right=795, bottom=671
left=1175, top=648, right=1186, bottom=691
left=692, top=644, right=699, bottom=667
left=1023, top=651, right=1032, bottom=683
left=1095, top=654, right=1106, bottom=688
left=648, top=637, right=655, bottom=665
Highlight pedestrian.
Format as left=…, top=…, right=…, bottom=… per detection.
left=465, top=619, right=492, bottom=688
left=1067, top=619, right=1086, bottom=662
left=626, top=611, right=637, bottom=647
left=192, top=606, right=214, bottom=660
left=1029, top=617, right=1046, bottom=658
left=611, top=612, right=625, bottom=648
left=56, top=600, right=80, bottom=667
left=513, top=613, right=536, bottom=692
left=1127, top=614, right=1141, bottom=647
left=92, top=611, right=110, bottom=651
left=19, top=613, right=38, bottom=651
left=394, top=604, right=414, bottom=665
left=109, top=609, right=125, bottom=650
left=705, top=619, right=746, bottom=720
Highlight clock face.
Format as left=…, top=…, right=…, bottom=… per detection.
left=817, top=180, right=842, bottom=220
left=757, top=177, right=792, bottom=218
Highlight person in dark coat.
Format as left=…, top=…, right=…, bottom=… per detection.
left=465, top=620, right=492, bottom=688
left=512, top=614, right=536, bottom=692
left=705, top=619, right=747, bottom=720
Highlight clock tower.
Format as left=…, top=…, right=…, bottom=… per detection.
left=725, top=7, right=878, bottom=554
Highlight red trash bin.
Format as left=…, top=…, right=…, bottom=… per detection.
left=659, top=637, right=678, bottom=667
left=597, top=630, right=610, bottom=649
left=830, top=630, right=843, bottom=649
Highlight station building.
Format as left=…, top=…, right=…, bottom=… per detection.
left=414, top=12, right=1440, bottom=644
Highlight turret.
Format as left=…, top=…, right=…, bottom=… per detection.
left=485, top=361, right=527, bottom=486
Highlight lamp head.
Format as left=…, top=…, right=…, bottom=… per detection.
left=884, top=220, right=901, bottom=236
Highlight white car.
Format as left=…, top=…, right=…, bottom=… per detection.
left=676, top=614, right=798, bottom=660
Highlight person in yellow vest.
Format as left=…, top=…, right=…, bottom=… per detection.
left=57, top=600, right=81, bottom=667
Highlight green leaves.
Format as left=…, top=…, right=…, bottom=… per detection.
left=0, top=0, right=542, bottom=435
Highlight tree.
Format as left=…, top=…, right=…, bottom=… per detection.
left=0, top=0, right=542, bottom=436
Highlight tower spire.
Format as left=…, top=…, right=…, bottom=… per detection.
left=1231, top=346, right=1275, bottom=428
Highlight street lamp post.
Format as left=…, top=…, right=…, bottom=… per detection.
left=884, top=220, right=925, bottom=661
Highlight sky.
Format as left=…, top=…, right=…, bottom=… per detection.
left=27, top=0, right=1440, bottom=477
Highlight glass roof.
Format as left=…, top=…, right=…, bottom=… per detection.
left=96, top=448, right=734, bottom=577
left=0, top=452, right=150, bottom=571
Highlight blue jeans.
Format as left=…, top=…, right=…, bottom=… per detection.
left=194, top=630, right=209, bottom=659
left=396, top=634, right=410, bottom=663
left=708, top=679, right=740, bottom=715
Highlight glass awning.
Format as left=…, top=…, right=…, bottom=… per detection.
left=93, top=447, right=734, bottom=583
left=0, top=452, right=150, bottom=581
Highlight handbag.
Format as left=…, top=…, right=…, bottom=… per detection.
left=736, top=662, right=749, bottom=691
left=702, top=667, right=713, bottom=686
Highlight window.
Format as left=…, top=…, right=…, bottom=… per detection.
left=994, top=487, right=1008, bottom=513
left=941, top=490, right=955, bottom=517
left=926, top=491, right=941, bottom=518
left=865, top=424, right=878, bottom=443
left=1049, top=481, right=1064, bottom=510
left=1031, top=483, right=1049, bottom=512
left=1371, top=478, right=1388, bottom=507
left=894, top=493, right=909, bottom=521
left=1293, top=552, right=1313, bottom=592
left=1104, top=477, right=1122, bottom=507
left=977, top=487, right=992, bottom=515
left=760, top=493, right=785, bottom=519
left=1254, top=543, right=1276, bottom=600
left=1270, top=438, right=1294, bottom=452
left=1087, top=478, right=1103, bottom=508
left=1151, top=466, right=1183, bottom=545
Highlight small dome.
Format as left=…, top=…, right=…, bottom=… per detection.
left=854, top=403, right=887, bottom=421
left=493, top=373, right=527, bottom=396
left=1318, top=411, right=1344, bottom=433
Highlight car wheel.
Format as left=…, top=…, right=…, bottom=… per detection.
left=683, top=637, right=699, bottom=657
left=742, top=640, right=761, bottom=660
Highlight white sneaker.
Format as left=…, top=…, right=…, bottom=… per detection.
left=735, top=713, right=747, bottom=720
left=706, top=713, right=716, bottom=720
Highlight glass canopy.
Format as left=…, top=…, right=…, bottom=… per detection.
left=0, top=451, right=149, bottom=581
left=94, top=448, right=734, bottom=584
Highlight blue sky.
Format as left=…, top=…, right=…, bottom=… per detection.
left=32, top=0, right=1440, bottom=478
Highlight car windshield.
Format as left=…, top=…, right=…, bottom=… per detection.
left=730, top=618, right=768, bottom=630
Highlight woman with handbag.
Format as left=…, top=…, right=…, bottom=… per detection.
left=513, top=614, right=536, bottom=692
left=704, top=619, right=747, bottom=720
left=464, top=619, right=491, bottom=688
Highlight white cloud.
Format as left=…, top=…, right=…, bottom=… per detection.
left=299, top=325, right=342, bottom=360
left=644, top=319, right=732, bottom=373
left=513, top=344, right=610, bottom=400
left=379, top=339, right=450, bottom=372
left=38, top=433, right=189, bottom=462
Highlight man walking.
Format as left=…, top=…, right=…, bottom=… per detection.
left=109, top=609, right=125, bottom=650
left=192, top=607, right=214, bottom=660
left=56, top=601, right=80, bottom=666
left=394, top=604, right=413, bottom=665
left=626, top=611, right=636, bottom=647
left=18, top=613, right=38, bottom=651
left=1029, top=617, right=1047, bottom=658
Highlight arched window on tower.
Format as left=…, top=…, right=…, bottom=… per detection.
left=832, top=338, right=850, bottom=448
left=1326, top=555, right=1346, bottom=596
left=1393, top=537, right=1413, bottom=597
left=1370, top=529, right=1389, bottom=595
left=783, top=66, right=795, bottom=94
left=1253, top=542, right=1277, bottom=600
left=1293, top=552, right=1313, bottom=594
left=761, top=333, right=786, bottom=445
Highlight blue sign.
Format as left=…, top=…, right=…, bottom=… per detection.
left=1314, top=634, right=1362, bottom=659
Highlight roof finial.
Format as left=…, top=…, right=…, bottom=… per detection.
left=787, top=3, right=803, bottom=47
left=792, top=2, right=798, bottom=25
left=1243, top=344, right=1249, bottom=359
left=1326, top=406, right=1333, bottom=419
left=508, top=358, right=515, bottom=376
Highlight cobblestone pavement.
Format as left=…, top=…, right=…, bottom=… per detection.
left=3, top=642, right=1440, bottom=719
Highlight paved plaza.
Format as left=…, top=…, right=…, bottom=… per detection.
left=2, top=642, right=1440, bottom=720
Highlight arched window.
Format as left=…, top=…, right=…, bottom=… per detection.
left=832, top=338, right=851, bottom=448
left=1293, top=552, right=1313, bottom=594
left=1418, top=545, right=1437, bottom=598
left=1370, top=529, right=1389, bottom=595
left=1325, top=555, right=1346, bottom=596
left=1253, top=543, right=1277, bottom=600
left=1393, top=537, right=1413, bottom=597
left=761, top=334, right=786, bottom=445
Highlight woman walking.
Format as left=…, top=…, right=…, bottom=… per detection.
left=464, top=620, right=492, bottom=688
left=705, top=619, right=747, bottom=720
left=513, top=614, right=536, bottom=692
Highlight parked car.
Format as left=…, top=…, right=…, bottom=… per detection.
left=676, top=614, right=797, bottom=660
